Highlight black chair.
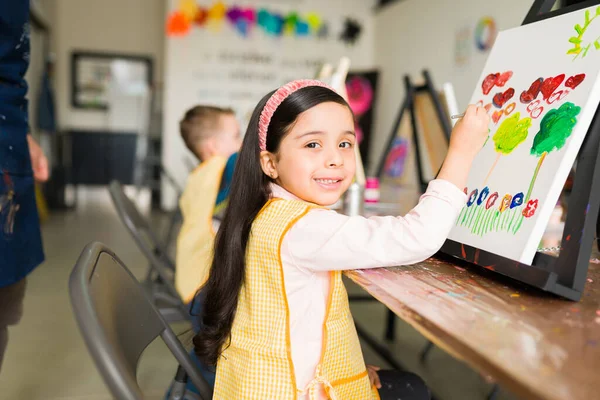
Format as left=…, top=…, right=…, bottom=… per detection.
left=69, top=242, right=213, bottom=400
left=108, top=180, right=188, bottom=322
left=152, top=165, right=184, bottom=251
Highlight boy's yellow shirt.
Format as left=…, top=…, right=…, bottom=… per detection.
left=176, top=156, right=227, bottom=303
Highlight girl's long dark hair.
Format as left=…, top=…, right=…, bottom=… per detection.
left=193, top=85, right=350, bottom=366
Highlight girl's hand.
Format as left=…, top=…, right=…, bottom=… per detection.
left=366, top=364, right=381, bottom=389
left=449, top=104, right=490, bottom=160
left=437, top=104, right=490, bottom=190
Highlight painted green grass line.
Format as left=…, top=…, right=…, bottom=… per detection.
left=477, top=209, right=488, bottom=236
left=494, top=211, right=500, bottom=231
left=466, top=205, right=477, bottom=229
left=508, top=208, right=517, bottom=231
left=462, top=206, right=471, bottom=226
left=465, top=205, right=476, bottom=226
left=457, top=207, right=468, bottom=225
left=490, top=210, right=496, bottom=232
left=465, top=207, right=474, bottom=228
left=484, top=209, right=494, bottom=235
left=475, top=208, right=484, bottom=235
left=459, top=204, right=529, bottom=236
left=479, top=208, right=489, bottom=235
left=456, top=208, right=462, bottom=225
left=498, top=211, right=506, bottom=230
left=487, top=209, right=495, bottom=233
left=488, top=209, right=496, bottom=234
left=471, top=207, right=484, bottom=234
left=481, top=210, right=490, bottom=236
left=468, top=205, right=477, bottom=227
left=503, top=210, right=510, bottom=230
left=463, top=207, right=473, bottom=228
left=469, top=207, right=480, bottom=233
left=513, top=214, right=525, bottom=234
left=458, top=207, right=467, bottom=225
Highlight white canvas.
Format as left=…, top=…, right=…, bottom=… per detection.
left=448, top=5, right=600, bottom=264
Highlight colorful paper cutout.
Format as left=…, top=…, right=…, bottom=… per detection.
left=166, top=1, right=342, bottom=39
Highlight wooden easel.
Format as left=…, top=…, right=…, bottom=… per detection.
left=375, top=70, right=452, bottom=192
left=440, top=0, right=600, bottom=302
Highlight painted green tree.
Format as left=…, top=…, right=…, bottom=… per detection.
left=512, top=102, right=581, bottom=233
left=484, top=112, right=532, bottom=184
left=525, top=102, right=581, bottom=202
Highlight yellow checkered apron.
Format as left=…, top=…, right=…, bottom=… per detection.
left=176, top=156, right=227, bottom=303
left=214, top=199, right=379, bottom=399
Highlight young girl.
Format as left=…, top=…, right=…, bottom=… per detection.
left=193, top=80, right=489, bottom=399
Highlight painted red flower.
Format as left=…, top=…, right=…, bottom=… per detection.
left=522, top=199, right=539, bottom=218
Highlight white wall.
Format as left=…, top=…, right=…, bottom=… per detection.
left=370, top=0, right=535, bottom=175
left=162, top=0, right=377, bottom=209
left=53, top=0, right=165, bottom=130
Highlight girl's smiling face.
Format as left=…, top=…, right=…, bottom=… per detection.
left=260, top=101, right=356, bottom=206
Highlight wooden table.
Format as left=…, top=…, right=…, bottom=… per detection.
left=345, top=184, right=600, bottom=400
left=346, top=248, right=600, bottom=400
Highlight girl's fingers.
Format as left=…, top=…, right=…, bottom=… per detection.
left=373, top=372, right=381, bottom=388
left=366, top=365, right=382, bottom=389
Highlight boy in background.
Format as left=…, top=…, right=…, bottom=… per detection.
left=170, top=106, right=241, bottom=393
left=176, top=105, right=240, bottom=306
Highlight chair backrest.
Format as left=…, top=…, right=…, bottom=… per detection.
left=108, top=181, right=180, bottom=300
left=69, top=242, right=213, bottom=400
left=109, top=180, right=174, bottom=265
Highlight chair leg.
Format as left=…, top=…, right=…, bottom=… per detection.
left=487, top=384, right=500, bottom=400
left=385, top=309, right=396, bottom=341
left=420, top=341, right=435, bottom=363
left=167, top=365, right=188, bottom=400
left=355, top=322, right=404, bottom=371
left=144, top=264, right=154, bottom=284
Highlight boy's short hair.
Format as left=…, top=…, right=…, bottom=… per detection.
left=179, top=105, right=235, bottom=153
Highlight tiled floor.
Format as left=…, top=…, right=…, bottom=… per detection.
left=1, top=187, right=569, bottom=399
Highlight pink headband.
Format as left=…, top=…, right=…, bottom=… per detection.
left=258, top=79, right=336, bottom=151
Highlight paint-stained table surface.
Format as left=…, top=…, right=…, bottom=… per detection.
left=347, top=185, right=600, bottom=400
